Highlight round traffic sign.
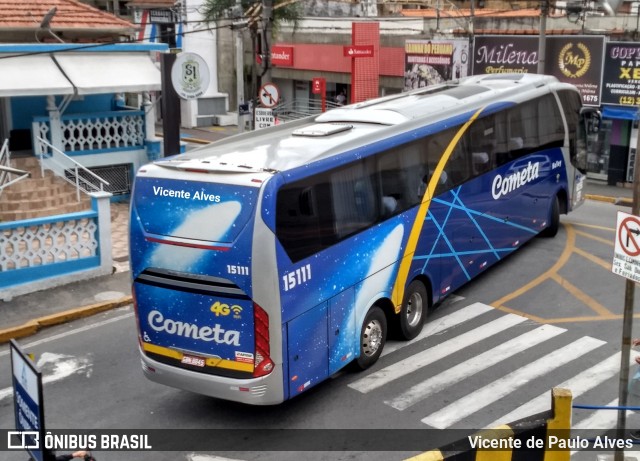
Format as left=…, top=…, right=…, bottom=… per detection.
left=618, top=215, right=640, bottom=257
left=259, top=83, right=280, bottom=108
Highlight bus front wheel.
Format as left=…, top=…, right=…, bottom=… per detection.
left=355, top=306, right=387, bottom=370
left=540, top=195, right=560, bottom=238
left=399, top=280, right=428, bottom=340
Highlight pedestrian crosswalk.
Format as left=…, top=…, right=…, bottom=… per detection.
left=347, top=301, right=625, bottom=432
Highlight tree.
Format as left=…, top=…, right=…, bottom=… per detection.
left=201, top=0, right=302, bottom=33
left=201, top=0, right=302, bottom=102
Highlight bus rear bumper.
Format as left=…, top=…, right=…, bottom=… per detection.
left=139, top=350, right=285, bottom=405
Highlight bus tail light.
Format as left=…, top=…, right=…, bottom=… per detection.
left=253, top=303, right=274, bottom=377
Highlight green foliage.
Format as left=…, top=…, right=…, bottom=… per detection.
left=201, top=0, right=301, bottom=31
left=201, top=0, right=238, bottom=21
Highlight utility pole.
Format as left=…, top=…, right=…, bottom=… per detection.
left=261, top=0, right=273, bottom=84
left=615, top=125, right=640, bottom=461
left=234, top=22, right=247, bottom=133
left=470, top=0, right=475, bottom=38
left=537, top=0, right=548, bottom=74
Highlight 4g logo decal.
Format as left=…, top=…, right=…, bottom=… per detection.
left=210, top=301, right=243, bottom=319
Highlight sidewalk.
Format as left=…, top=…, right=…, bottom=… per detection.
left=0, top=133, right=635, bottom=342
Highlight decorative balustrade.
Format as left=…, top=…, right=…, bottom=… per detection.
left=33, top=110, right=145, bottom=155
left=0, top=192, right=113, bottom=300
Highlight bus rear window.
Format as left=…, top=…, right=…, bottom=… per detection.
left=133, top=178, right=257, bottom=243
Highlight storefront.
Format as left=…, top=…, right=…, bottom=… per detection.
left=591, top=106, right=639, bottom=185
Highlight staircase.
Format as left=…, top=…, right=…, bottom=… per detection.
left=0, top=156, right=91, bottom=221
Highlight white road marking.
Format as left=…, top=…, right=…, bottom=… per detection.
left=421, top=336, right=606, bottom=428
left=385, top=324, right=565, bottom=411
left=0, top=352, right=93, bottom=401
left=349, top=313, right=527, bottom=394
left=187, top=455, right=246, bottom=461
left=489, top=352, right=629, bottom=428
left=381, top=302, right=492, bottom=357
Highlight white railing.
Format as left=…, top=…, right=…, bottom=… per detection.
left=274, top=98, right=342, bottom=122
left=0, top=139, right=30, bottom=197
left=32, top=110, right=145, bottom=155
left=35, top=136, right=110, bottom=202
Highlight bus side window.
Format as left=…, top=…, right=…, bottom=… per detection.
left=331, top=161, right=378, bottom=239
left=472, top=152, right=490, bottom=175
left=446, top=141, right=470, bottom=187
left=276, top=183, right=324, bottom=262
left=299, top=187, right=314, bottom=216
left=378, top=152, right=406, bottom=216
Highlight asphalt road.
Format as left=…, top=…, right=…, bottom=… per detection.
left=1, top=199, right=639, bottom=461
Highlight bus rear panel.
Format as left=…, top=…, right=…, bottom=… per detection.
left=130, top=171, right=284, bottom=404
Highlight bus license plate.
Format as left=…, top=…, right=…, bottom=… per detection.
left=181, top=355, right=205, bottom=367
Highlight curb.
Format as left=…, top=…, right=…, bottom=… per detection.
left=155, top=132, right=214, bottom=146
left=180, top=136, right=212, bottom=145
left=0, top=296, right=133, bottom=344
left=585, top=194, right=633, bottom=206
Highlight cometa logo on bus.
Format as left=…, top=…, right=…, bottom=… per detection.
left=147, top=310, right=241, bottom=345
left=491, top=161, right=540, bottom=200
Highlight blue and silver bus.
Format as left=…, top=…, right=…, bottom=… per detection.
left=130, top=74, right=590, bottom=404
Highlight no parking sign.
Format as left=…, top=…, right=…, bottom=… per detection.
left=612, top=211, right=640, bottom=282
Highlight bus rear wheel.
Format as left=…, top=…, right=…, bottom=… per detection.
left=540, top=195, right=560, bottom=238
left=355, top=306, right=387, bottom=370
left=399, top=280, right=427, bottom=340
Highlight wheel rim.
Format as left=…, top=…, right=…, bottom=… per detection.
left=362, top=319, right=383, bottom=357
left=406, top=291, right=423, bottom=328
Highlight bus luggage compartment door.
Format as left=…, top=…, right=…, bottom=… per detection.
left=287, top=303, right=329, bottom=397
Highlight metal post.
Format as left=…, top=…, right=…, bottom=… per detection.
left=236, top=29, right=246, bottom=133
left=615, top=119, right=640, bottom=460
left=537, top=0, right=547, bottom=74
left=160, top=53, right=181, bottom=157
left=470, top=0, right=475, bottom=39
left=262, top=0, right=273, bottom=84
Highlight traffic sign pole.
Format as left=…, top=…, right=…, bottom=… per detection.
left=616, top=116, right=640, bottom=461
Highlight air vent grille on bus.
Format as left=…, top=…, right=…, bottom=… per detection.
left=136, top=268, right=249, bottom=299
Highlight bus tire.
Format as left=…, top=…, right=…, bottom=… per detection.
left=355, top=306, right=387, bottom=370
left=541, top=195, right=560, bottom=238
left=399, top=280, right=428, bottom=340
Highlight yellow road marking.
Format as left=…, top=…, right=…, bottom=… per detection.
left=492, top=224, right=576, bottom=309
left=550, top=273, right=614, bottom=316
left=573, top=247, right=612, bottom=271
left=491, top=222, right=627, bottom=324
left=574, top=229, right=614, bottom=246
left=571, top=222, right=615, bottom=232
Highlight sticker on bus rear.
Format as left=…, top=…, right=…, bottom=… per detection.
left=134, top=282, right=255, bottom=365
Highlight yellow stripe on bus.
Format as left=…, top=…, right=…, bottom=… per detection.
left=391, top=107, right=485, bottom=310
left=142, top=342, right=254, bottom=372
